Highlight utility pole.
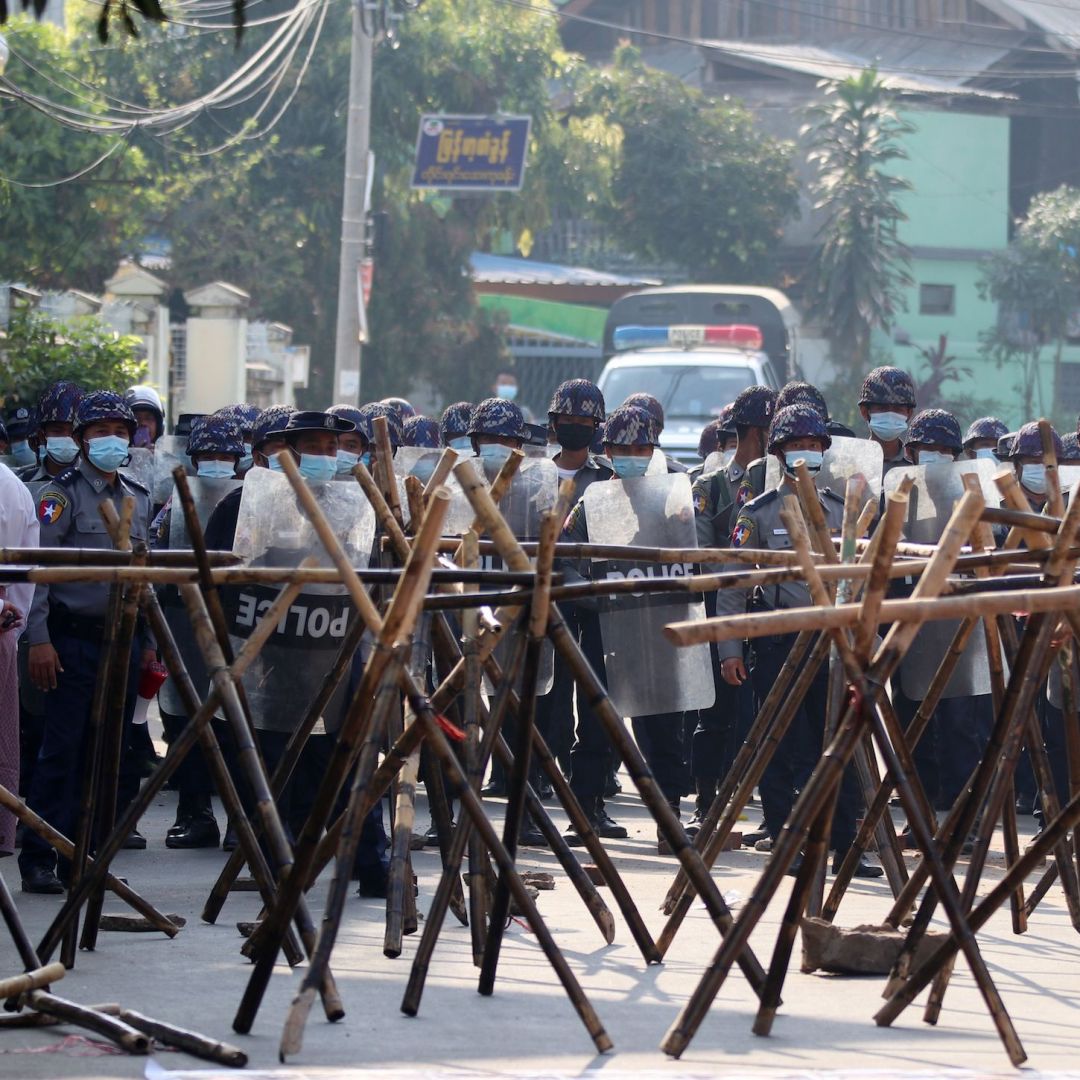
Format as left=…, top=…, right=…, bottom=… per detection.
left=331, top=0, right=374, bottom=406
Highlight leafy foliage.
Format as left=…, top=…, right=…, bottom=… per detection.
left=571, top=46, right=798, bottom=282
left=801, top=68, right=915, bottom=378
left=0, top=309, right=146, bottom=409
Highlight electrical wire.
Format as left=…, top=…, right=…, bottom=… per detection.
left=0, top=133, right=130, bottom=187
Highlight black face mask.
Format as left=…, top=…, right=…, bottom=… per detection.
left=555, top=423, right=594, bottom=452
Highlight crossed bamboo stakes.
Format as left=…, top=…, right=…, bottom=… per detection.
left=3, top=419, right=1080, bottom=1065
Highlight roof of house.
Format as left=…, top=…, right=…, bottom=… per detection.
left=469, top=253, right=660, bottom=288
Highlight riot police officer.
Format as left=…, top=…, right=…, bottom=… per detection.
left=6, top=407, right=37, bottom=471
left=620, top=392, right=687, bottom=473
left=125, top=385, right=166, bottom=449
left=212, top=403, right=260, bottom=474
left=439, top=401, right=473, bottom=453
left=20, top=391, right=155, bottom=893
left=19, top=382, right=83, bottom=483
left=858, top=366, right=917, bottom=475
left=717, top=403, right=882, bottom=877
left=1008, top=420, right=1062, bottom=512
left=963, top=417, right=1009, bottom=461
left=403, top=415, right=441, bottom=449
left=326, top=405, right=371, bottom=477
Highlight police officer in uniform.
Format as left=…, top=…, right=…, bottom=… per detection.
left=858, top=366, right=917, bottom=476
left=324, top=404, right=371, bottom=477
left=717, top=403, right=882, bottom=877
left=1009, top=420, right=1061, bottom=513
left=621, top=392, right=687, bottom=473
left=689, top=384, right=777, bottom=835
left=211, top=403, right=259, bottom=474
left=963, top=417, right=1009, bottom=461
left=18, top=382, right=83, bottom=483
left=439, top=401, right=473, bottom=453
left=403, top=415, right=441, bottom=449
left=535, top=380, right=613, bottom=787
left=19, top=391, right=155, bottom=893
left=125, top=385, right=166, bottom=449
left=6, top=407, right=37, bottom=472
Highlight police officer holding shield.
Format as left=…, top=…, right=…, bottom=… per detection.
left=717, top=403, right=882, bottom=877
left=858, top=366, right=917, bottom=475
left=20, top=391, right=155, bottom=893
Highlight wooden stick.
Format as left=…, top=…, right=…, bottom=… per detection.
left=111, top=1008, right=247, bottom=1068
left=404, top=474, right=425, bottom=534
left=26, top=991, right=149, bottom=1054
left=372, top=415, right=404, bottom=529
left=0, top=547, right=240, bottom=566
left=0, top=963, right=65, bottom=999
left=422, top=447, right=459, bottom=500
left=1040, top=419, right=1066, bottom=519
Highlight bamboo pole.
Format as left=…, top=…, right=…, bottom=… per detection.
left=27, top=992, right=150, bottom=1053
left=422, top=447, right=459, bottom=500
left=0, top=963, right=65, bottom=999
left=372, top=415, right=404, bottom=530
left=0, top=547, right=240, bottom=566
left=106, top=1008, right=248, bottom=1068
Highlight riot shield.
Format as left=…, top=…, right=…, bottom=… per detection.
left=701, top=449, right=735, bottom=477
left=151, top=436, right=193, bottom=505
left=122, top=448, right=155, bottom=494
left=764, top=436, right=884, bottom=499
left=583, top=473, right=715, bottom=717
left=226, top=468, right=375, bottom=733
left=883, top=458, right=998, bottom=701
left=158, top=477, right=243, bottom=718
left=392, top=447, right=443, bottom=487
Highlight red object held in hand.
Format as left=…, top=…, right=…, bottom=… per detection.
left=137, top=660, right=169, bottom=699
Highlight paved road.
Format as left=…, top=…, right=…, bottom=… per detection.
left=1, top=774, right=1076, bottom=1079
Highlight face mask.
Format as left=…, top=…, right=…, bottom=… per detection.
left=133, top=425, right=154, bottom=449
left=86, top=434, right=130, bottom=473
left=10, top=441, right=34, bottom=468
left=919, top=450, right=953, bottom=465
left=1021, top=463, right=1047, bottom=494
left=555, top=423, right=594, bottom=452
left=495, top=384, right=518, bottom=401
left=478, top=443, right=513, bottom=467
left=868, top=412, right=909, bottom=442
left=267, top=453, right=285, bottom=473
left=42, top=438, right=80, bottom=465
left=974, top=447, right=998, bottom=461
left=299, top=453, right=337, bottom=483
left=336, top=449, right=360, bottom=475
left=239, top=450, right=253, bottom=472
left=610, top=454, right=650, bottom=480
left=449, top=436, right=471, bottom=453
left=197, top=460, right=235, bottom=480
left=361, top=451, right=373, bottom=470
left=782, top=450, right=823, bottom=477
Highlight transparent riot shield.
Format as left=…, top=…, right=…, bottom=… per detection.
left=392, top=447, right=444, bottom=487
left=583, top=473, right=715, bottom=717
left=122, top=448, right=155, bottom=495
left=157, top=477, right=242, bottom=718
left=225, top=468, right=375, bottom=733
left=765, top=436, right=884, bottom=499
left=884, top=458, right=998, bottom=701
left=701, top=449, right=735, bottom=477
left=151, top=436, right=193, bottom=506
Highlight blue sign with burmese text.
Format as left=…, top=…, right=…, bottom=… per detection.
left=411, top=114, right=531, bottom=192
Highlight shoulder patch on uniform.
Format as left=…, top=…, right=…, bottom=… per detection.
left=38, top=491, right=68, bottom=525
left=56, top=467, right=79, bottom=486
left=731, top=512, right=754, bottom=549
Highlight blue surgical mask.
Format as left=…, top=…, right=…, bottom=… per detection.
left=449, top=436, right=472, bottom=453
left=268, top=453, right=285, bottom=473
left=610, top=454, right=650, bottom=480
left=361, top=451, right=373, bottom=470
left=86, top=434, right=130, bottom=473
left=974, top=447, right=998, bottom=461
left=336, top=449, right=360, bottom=475
left=197, top=460, right=235, bottom=480
left=868, top=412, right=909, bottom=442
left=479, top=443, right=513, bottom=467
left=919, top=450, right=953, bottom=465
left=495, top=384, right=518, bottom=402
left=10, top=440, right=34, bottom=468
left=45, top=436, right=80, bottom=465
left=239, top=451, right=253, bottom=472
left=783, top=450, right=823, bottom=477
left=1021, top=463, right=1047, bottom=494
left=299, top=453, right=337, bottom=483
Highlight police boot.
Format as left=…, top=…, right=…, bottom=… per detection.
left=686, top=781, right=716, bottom=840
left=166, top=795, right=220, bottom=849
left=593, top=797, right=628, bottom=840
left=167, top=789, right=196, bottom=838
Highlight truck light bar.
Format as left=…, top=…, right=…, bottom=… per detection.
left=612, top=324, right=764, bottom=352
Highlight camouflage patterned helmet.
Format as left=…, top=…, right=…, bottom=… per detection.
left=216, top=402, right=260, bottom=437
left=548, top=379, right=605, bottom=422
left=357, top=402, right=404, bottom=448
left=963, top=416, right=1009, bottom=448
left=73, top=390, right=136, bottom=436
left=697, top=418, right=724, bottom=459
left=1061, top=432, right=1080, bottom=461
left=602, top=404, right=654, bottom=448
left=440, top=401, right=473, bottom=445
left=381, top=396, right=416, bottom=422
left=731, top=384, right=778, bottom=429
left=403, top=415, right=441, bottom=448
left=906, top=409, right=962, bottom=453
left=775, top=381, right=829, bottom=421
left=326, top=404, right=368, bottom=444
left=621, top=393, right=664, bottom=440
left=717, top=403, right=737, bottom=437
left=768, top=403, right=832, bottom=454
left=1009, top=420, right=1063, bottom=461
left=859, top=366, right=916, bottom=408
left=467, top=397, right=527, bottom=441
left=187, top=414, right=245, bottom=458
left=252, top=405, right=294, bottom=450
left=36, top=380, right=83, bottom=427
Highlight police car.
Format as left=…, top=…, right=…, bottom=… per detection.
left=597, top=286, right=794, bottom=466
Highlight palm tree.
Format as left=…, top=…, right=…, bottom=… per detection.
left=801, top=69, right=915, bottom=378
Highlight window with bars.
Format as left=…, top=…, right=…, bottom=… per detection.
left=169, top=322, right=187, bottom=392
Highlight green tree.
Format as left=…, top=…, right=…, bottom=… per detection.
left=801, top=68, right=915, bottom=379
left=0, top=17, right=161, bottom=289
left=573, top=45, right=797, bottom=282
left=0, top=309, right=146, bottom=409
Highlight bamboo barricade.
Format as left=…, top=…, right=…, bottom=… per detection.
left=452, top=463, right=769, bottom=997
left=661, top=489, right=1029, bottom=1067
left=271, top=455, right=611, bottom=1059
